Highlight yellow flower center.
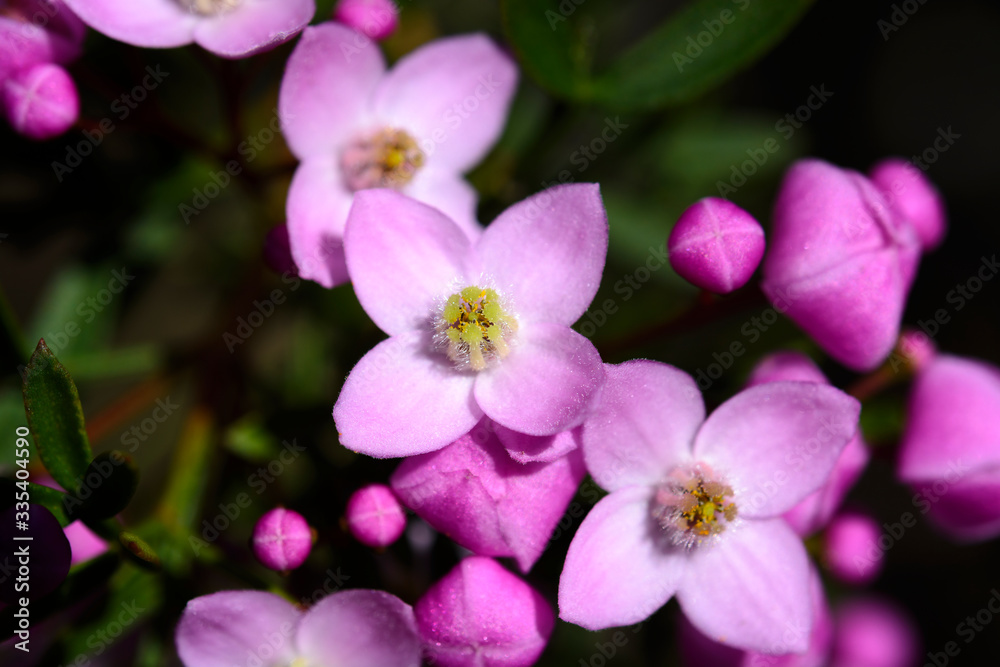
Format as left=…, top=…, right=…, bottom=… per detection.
left=436, top=286, right=518, bottom=372
left=653, top=463, right=738, bottom=548
left=177, top=0, right=241, bottom=15
left=341, top=128, right=425, bottom=191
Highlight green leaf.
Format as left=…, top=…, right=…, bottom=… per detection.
left=502, top=0, right=815, bottom=110
left=21, top=339, right=93, bottom=495
left=74, top=451, right=140, bottom=521
left=119, top=531, right=162, bottom=570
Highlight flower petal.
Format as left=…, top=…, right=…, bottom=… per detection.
left=474, top=322, right=603, bottom=436
left=912, top=470, right=1000, bottom=542
left=175, top=591, right=300, bottom=667
left=495, top=423, right=579, bottom=464
left=559, top=485, right=686, bottom=630
left=582, top=360, right=704, bottom=492
left=193, top=0, right=314, bottom=59
left=372, top=33, right=517, bottom=173
left=333, top=331, right=481, bottom=458
left=693, top=382, right=860, bottom=519
left=477, top=183, right=608, bottom=327
left=404, top=168, right=482, bottom=242
left=278, top=22, right=383, bottom=159
left=61, top=0, right=196, bottom=47
left=285, top=158, right=354, bottom=287
left=344, top=188, right=475, bottom=336
left=296, top=590, right=420, bottom=667
left=678, top=519, right=812, bottom=654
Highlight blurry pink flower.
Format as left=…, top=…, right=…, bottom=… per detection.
left=761, top=159, right=922, bottom=371
left=870, top=157, right=946, bottom=251
left=333, top=184, right=607, bottom=458
left=345, top=483, right=407, bottom=547
left=746, top=351, right=870, bottom=537
left=61, top=0, right=313, bottom=58
left=391, top=418, right=585, bottom=571
left=822, top=512, right=882, bottom=585
left=559, top=360, right=859, bottom=652
left=333, top=0, right=396, bottom=41
left=252, top=507, right=312, bottom=571
left=897, top=354, right=1000, bottom=541
left=668, top=197, right=765, bottom=294
left=279, top=23, right=518, bottom=287
left=176, top=589, right=421, bottom=667
left=415, top=556, right=554, bottom=667
left=829, top=597, right=919, bottom=667
left=0, top=0, right=85, bottom=139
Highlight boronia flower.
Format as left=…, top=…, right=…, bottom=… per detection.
left=761, top=158, right=922, bottom=371
left=333, top=184, right=607, bottom=458
left=61, top=0, right=314, bottom=58
left=559, top=360, right=860, bottom=652
left=176, top=589, right=421, bottom=667
left=278, top=23, right=517, bottom=287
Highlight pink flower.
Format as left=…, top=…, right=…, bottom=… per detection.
left=897, top=354, right=1000, bottom=541
left=0, top=0, right=85, bottom=139
left=679, top=566, right=834, bottom=666
left=761, top=159, right=921, bottom=371
left=415, top=556, right=554, bottom=667
left=345, top=483, right=407, bottom=547
left=869, top=157, right=946, bottom=251
left=822, top=512, right=882, bottom=585
left=390, top=418, right=585, bottom=571
left=829, top=597, right=919, bottom=667
left=668, top=197, right=765, bottom=294
left=61, top=0, right=313, bottom=58
left=559, top=360, right=860, bottom=652
left=176, top=589, right=421, bottom=666
left=333, top=0, right=396, bottom=41
left=278, top=23, right=518, bottom=287
left=745, top=351, right=870, bottom=537
left=333, top=184, right=607, bottom=458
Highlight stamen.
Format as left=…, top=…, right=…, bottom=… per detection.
left=652, top=462, right=738, bottom=548
left=177, top=0, right=241, bottom=16
left=435, top=286, right=517, bottom=372
left=341, top=128, right=424, bottom=191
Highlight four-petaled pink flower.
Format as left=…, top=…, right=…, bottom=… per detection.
left=279, top=23, right=518, bottom=287
left=559, top=360, right=859, bottom=652
left=333, top=184, right=608, bottom=458
left=176, top=589, right=421, bottom=667
left=61, top=0, right=314, bottom=58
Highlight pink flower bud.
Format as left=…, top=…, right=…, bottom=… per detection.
left=252, top=507, right=312, bottom=571
left=830, top=598, right=919, bottom=667
left=823, top=512, right=883, bottom=585
left=415, top=556, right=554, bottom=667
left=668, top=197, right=765, bottom=294
left=333, top=0, right=398, bottom=41
left=870, top=157, right=946, bottom=251
left=346, top=483, right=406, bottom=547
left=895, top=328, right=936, bottom=372
left=2, top=62, right=78, bottom=140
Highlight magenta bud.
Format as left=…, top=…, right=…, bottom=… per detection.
left=830, top=598, right=919, bottom=667
left=345, top=484, right=406, bottom=548
left=823, top=512, right=883, bottom=585
left=869, top=157, right=946, bottom=251
left=667, top=197, right=765, bottom=294
left=263, top=224, right=298, bottom=276
left=415, top=556, right=554, bottom=667
left=252, top=508, right=312, bottom=571
left=0, top=504, right=71, bottom=603
left=333, top=0, right=399, bottom=41
left=2, top=62, right=78, bottom=140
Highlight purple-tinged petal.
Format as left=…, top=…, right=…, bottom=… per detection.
left=64, top=520, right=106, bottom=565
left=668, top=197, right=765, bottom=294
left=345, top=189, right=475, bottom=336
left=496, top=423, right=579, bottom=464
left=279, top=21, right=384, bottom=159
left=372, top=33, right=517, bottom=174
left=297, top=589, right=420, bottom=667
left=745, top=350, right=828, bottom=387
left=0, top=1, right=83, bottom=75
left=61, top=0, right=196, bottom=48
left=559, top=486, right=686, bottom=630
left=477, top=184, right=608, bottom=327
left=784, top=434, right=869, bottom=537
left=910, top=469, right=1000, bottom=542
left=193, top=0, right=314, bottom=59
left=391, top=422, right=585, bottom=571
left=176, top=591, right=300, bottom=667
left=694, top=382, right=860, bottom=519
left=416, top=557, right=553, bottom=667
left=678, top=518, right=812, bottom=654
left=285, top=158, right=354, bottom=287
left=898, top=355, right=1000, bottom=481
left=333, top=0, right=398, bottom=41
left=474, top=322, right=603, bottom=436
left=333, top=330, right=480, bottom=458
left=582, top=360, right=704, bottom=492
left=404, top=169, right=482, bottom=242
left=0, top=505, right=70, bottom=603
left=870, top=157, right=946, bottom=251
left=830, top=597, right=919, bottom=667
left=2, top=62, right=78, bottom=140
